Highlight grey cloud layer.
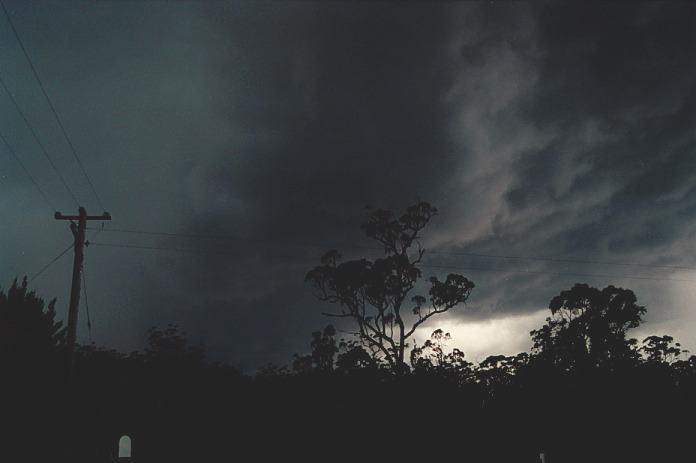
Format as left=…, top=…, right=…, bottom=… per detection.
left=1, top=1, right=695, bottom=369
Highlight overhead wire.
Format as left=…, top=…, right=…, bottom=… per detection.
left=85, top=227, right=346, bottom=251
left=0, top=127, right=56, bottom=211
left=0, top=72, right=80, bottom=207
left=426, top=250, right=696, bottom=272
left=86, top=227, right=242, bottom=240
left=420, top=264, right=696, bottom=284
left=87, top=226, right=696, bottom=273
left=87, top=241, right=696, bottom=284
left=28, top=242, right=73, bottom=283
left=0, top=0, right=105, bottom=211
left=89, top=242, right=242, bottom=255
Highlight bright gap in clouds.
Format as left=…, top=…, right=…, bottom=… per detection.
left=412, top=274, right=696, bottom=365
left=415, top=310, right=549, bottom=363
left=632, top=273, right=696, bottom=355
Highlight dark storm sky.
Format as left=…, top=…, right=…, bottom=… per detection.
left=1, top=1, right=696, bottom=369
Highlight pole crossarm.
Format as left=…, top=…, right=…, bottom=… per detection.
left=55, top=211, right=111, bottom=221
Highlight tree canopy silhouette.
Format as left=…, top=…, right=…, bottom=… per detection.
left=0, top=277, right=65, bottom=363
left=530, top=283, right=645, bottom=371
left=305, top=202, right=475, bottom=370
left=4, top=274, right=696, bottom=461
left=640, top=334, right=687, bottom=364
left=292, top=324, right=339, bottom=373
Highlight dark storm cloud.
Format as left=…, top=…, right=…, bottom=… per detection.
left=497, top=2, right=696, bottom=262
left=136, top=1, right=696, bottom=365
left=138, top=2, right=465, bottom=367
left=438, top=2, right=696, bottom=330
left=2, top=1, right=696, bottom=368
left=154, top=1, right=696, bottom=366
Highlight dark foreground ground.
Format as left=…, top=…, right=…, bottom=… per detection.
left=5, top=358, right=695, bottom=463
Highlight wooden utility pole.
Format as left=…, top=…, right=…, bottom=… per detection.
left=55, top=207, right=111, bottom=370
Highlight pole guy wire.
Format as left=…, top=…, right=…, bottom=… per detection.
left=81, top=262, right=93, bottom=343
left=28, top=242, right=73, bottom=283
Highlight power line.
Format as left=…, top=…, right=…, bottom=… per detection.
left=0, top=127, right=55, bottom=211
left=87, top=226, right=696, bottom=273
left=88, top=241, right=696, bottom=284
left=86, top=227, right=344, bottom=250
left=88, top=224, right=105, bottom=242
left=0, top=0, right=105, bottom=211
left=81, top=263, right=93, bottom=343
left=86, top=227, right=241, bottom=240
left=0, top=71, right=80, bottom=207
left=89, top=241, right=243, bottom=255
left=421, top=264, right=696, bottom=284
left=28, top=242, right=73, bottom=283
left=428, top=250, right=696, bottom=272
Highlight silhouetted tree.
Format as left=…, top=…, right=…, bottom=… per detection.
left=640, top=335, right=687, bottom=364
left=410, top=329, right=474, bottom=390
left=335, top=337, right=380, bottom=373
left=475, top=353, right=528, bottom=396
left=0, top=276, right=67, bottom=387
left=673, top=354, right=696, bottom=386
left=0, top=278, right=69, bottom=461
left=305, top=202, right=474, bottom=370
left=255, top=363, right=290, bottom=380
left=142, top=324, right=206, bottom=365
left=411, top=329, right=466, bottom=370
left=293, top=324, right=339, bottom=373
left=531, top=283, right=645, bottom=371
left=0, top=277, right=65, bottom=356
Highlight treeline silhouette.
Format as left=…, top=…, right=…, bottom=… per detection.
left=3, top=280, right=695, bottom=462
left=3, top=203, right=696, bottom=462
